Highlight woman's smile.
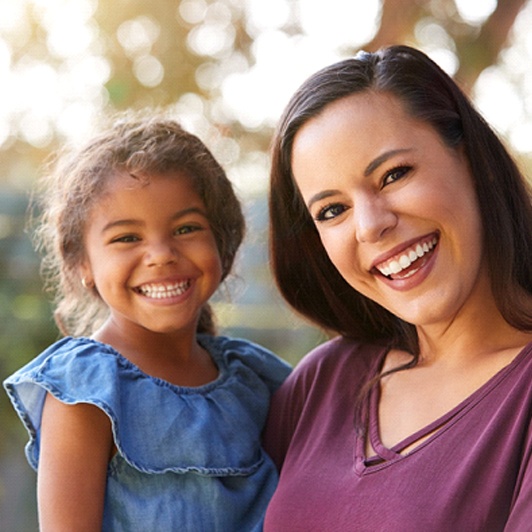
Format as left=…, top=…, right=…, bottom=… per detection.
left=372, top=233, right=439, bottom=279
left=292, top=91, right=488, bottom=329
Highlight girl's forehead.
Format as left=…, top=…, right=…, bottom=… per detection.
left=100, top=169, right=196, bottom=192
left=85, top=170, right=206, bottom=222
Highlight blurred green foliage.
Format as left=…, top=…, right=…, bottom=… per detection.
left=0, top=191, right=58, bottom=448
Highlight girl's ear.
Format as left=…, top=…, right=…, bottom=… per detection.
left=79, top=262, right=95, bottom=290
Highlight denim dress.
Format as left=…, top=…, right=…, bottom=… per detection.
left=4, top=334, right=291, bottom=531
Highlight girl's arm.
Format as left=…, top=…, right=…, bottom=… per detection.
left=38, top=393, right=113, bottom=532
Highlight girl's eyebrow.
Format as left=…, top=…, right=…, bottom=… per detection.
left=101, top=207, right=208, bottom=233
left=306, top=148, right=413, bottom=209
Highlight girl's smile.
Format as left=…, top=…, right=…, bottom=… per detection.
left=133, top=279, right=192, bottom=300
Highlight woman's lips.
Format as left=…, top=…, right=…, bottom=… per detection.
left=373, top=234, right=439, bottom=280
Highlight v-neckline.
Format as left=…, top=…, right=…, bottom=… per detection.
left=355, top=341, right=532, bottom=473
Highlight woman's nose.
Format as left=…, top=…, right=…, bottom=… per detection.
left=354, top=195, right=397, bottom=243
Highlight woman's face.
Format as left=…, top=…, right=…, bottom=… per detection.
left=291, top=91, right=490, bottom=331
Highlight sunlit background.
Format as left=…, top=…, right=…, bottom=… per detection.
left=1, top=0, right=532, bottom=528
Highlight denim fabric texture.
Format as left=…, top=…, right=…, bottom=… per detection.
left=4, top=334, right=291, bottom=531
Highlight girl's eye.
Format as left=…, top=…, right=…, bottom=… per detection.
left=111, top=235, right=139, bottom=243
left=383, top=165, right=411, bottom=187
left=314, top=203, right=347, bottom=222
left=175, top=225, right=202, bottom=235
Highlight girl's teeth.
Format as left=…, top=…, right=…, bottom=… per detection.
left=138, top=281, right=190, bottom=298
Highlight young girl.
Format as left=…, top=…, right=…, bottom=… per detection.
left=4, top=115, right=291, bottom=531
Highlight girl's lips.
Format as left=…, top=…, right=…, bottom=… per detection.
left=372, top=233, right=439, bottom=279
left=134, top=280, right=191, bottom=299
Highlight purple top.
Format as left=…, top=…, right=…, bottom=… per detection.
left=263, top=337, right=532, bottom=531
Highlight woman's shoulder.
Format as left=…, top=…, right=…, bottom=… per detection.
left=272, top=336, right=386, bottom=398
left=295, top=336, right=386, bottom=375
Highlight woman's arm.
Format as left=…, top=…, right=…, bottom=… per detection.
left=38, top=393, right=113, bottom=532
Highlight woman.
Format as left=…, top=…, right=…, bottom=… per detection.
left=263, top=45, right=532, bottom=531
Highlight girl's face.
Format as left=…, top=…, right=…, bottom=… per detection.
left=80, top=171, right=222, bottom=339
left=291, top=91, right=491, bottom=332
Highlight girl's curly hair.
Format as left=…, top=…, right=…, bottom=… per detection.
left=32, top=112, right=245, bottom=337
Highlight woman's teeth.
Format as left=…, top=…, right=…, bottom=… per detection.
left=377, top=237, right=438, bottom=277
left=137, top=281, right=190, bottom=299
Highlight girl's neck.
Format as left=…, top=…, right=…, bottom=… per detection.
left=92, top=319, right=219, bottom=387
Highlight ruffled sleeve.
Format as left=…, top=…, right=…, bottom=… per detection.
left=4, top=336, right=291, bottom=476
left=201, top=334, right=291, bottom=393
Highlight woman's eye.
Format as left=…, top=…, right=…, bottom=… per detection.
left=383, top=165, right=411, bottom=186
left=315, top=203, right=347, bottom=222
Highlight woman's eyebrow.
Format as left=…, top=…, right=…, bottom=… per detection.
left=364, top=148, right=412, bottom=176
left=306, top=148, right=413, bottom=210
left=307, top=190, right=340, bottom=210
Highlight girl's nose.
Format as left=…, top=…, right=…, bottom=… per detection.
left=354, top=196, right=397, bottom=243
left=145, top=240, right=178, bottom=267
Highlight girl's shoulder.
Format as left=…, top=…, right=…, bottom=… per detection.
left=4, top=335, right=291, bottom=401
left=198, top=334, right=292, bottom=392
left=4, top=336, right=130, bottom=396
left=5, top=336, right=119, bottom=382
left=4, top=335, right=290, bottom=475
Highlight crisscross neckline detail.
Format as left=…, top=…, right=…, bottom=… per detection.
left=356, top=341, right=532, bottom=471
